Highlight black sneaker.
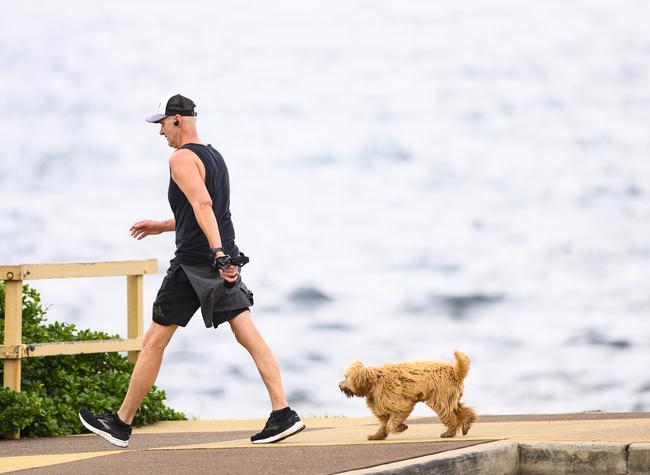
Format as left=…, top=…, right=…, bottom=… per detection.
left=79, top=408, right=132, bottom=448
left=251, top=408, right=305, bottom=444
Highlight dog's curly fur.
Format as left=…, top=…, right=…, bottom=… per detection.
left=338, top=351, right=476, bottom=440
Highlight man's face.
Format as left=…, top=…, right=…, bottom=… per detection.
left=158, top=116, right=179, bottom=148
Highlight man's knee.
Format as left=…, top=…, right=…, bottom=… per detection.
left=142, top=322, right=177, bottom=351
left=229, top=311, right=262, bottom=347
left=228, top=310, right=252, bottom=334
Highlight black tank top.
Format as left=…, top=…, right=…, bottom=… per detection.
left=168, top=143, right=239, bottom=265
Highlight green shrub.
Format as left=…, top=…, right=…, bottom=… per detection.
left=0, top=386, right=44, bottom=435
left=0, top=282, right=185, bottom=438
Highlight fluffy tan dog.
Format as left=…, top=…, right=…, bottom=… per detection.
left=338, top=351, right=476, bottom=440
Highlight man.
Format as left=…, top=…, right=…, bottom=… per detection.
left=79, top=94, right=304, bottom=447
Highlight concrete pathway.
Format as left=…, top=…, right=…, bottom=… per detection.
left=1, top=413, right=649, bottom=474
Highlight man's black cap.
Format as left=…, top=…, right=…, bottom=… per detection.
left=146, top=94, right=197, bottom=123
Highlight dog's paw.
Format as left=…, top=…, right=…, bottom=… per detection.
left=440, top=430, right=456, bottom=438
left=462, top=423, right=472, bottom=436
left=367, top=432, right=387, bottom=440
left=395, top=423, right=408, bottom=433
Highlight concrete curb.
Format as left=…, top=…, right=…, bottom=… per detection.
left=518, top=441, right=627, bottom=475
left=628, top=443, right=650, bottom=475
left=337, top=440, right=650, bottom=475
left=337, top=441, right=519, bottom=474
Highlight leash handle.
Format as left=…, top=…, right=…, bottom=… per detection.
left=211, top=253, right=250, bottom=288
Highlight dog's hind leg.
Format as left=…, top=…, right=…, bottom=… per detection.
left=439, top=414, right=460, bottom=438
left=457, top=403, right=477, bottom=435
left=427, top=401, right=460, bottom=438
left=368, top=414, right=389, bottom=440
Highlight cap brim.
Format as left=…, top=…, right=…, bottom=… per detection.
left=145, top=113, right=166, bottom=123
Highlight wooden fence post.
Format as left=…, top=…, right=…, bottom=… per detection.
left=3, top=280, right=23, bottom=393
left=126, top=275, right=144, bottom=364
left=3, top=278, right=23, bottom=439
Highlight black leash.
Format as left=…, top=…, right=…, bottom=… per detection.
left=211, top=252, right=250, bottom=272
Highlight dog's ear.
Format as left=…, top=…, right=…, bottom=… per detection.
left=346, top=360, right=364, bottom=372
left=347, top=361, right=378, bottom=397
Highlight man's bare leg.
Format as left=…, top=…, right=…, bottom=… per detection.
left=117, top=322, right=178, bottom=424
left=228, top=310, right=289, bottom=410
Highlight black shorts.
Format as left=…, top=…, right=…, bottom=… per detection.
left=152, top=264, right=253, bottom=328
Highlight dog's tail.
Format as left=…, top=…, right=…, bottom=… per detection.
left=453, top=350, right=471, bottom=380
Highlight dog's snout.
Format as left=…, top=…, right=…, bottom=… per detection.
left=338, top=379, right=355, bottom=398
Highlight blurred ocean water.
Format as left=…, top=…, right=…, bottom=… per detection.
left=1, top=0, right=649, bottom=419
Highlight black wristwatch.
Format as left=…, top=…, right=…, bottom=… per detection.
left=209, top=247, right=224, bottom=258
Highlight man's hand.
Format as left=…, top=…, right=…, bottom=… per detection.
left=213, top=251, right=240, bottom=283
left=213, top=253, right=248, bottom=284
left=219, top=265, right=240, bottom=284
left=130, top=220, right=174, bottom=240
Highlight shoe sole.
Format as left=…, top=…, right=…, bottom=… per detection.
left=251, top=420, right=306, bottom=444
left=78, top=413, right=129, bottom=448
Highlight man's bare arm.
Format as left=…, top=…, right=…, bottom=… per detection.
left=169, top=149, right=222, bottom=250
left=130, top=219, right=175, bottom=240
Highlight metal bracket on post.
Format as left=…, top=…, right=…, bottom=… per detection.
left=0, top=344, right=23, bottom=359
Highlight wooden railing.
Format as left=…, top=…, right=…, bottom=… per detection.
left=0, top=260, right=158, bottom=396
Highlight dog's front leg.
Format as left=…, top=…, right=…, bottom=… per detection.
left=367, top=414, right=389, bottom=440
left=387, top=413, right=410, bottom=434
left=390, top=422, right=408, bottom=433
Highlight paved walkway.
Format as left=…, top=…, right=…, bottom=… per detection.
left=1, top=413, right=649, bottom=474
